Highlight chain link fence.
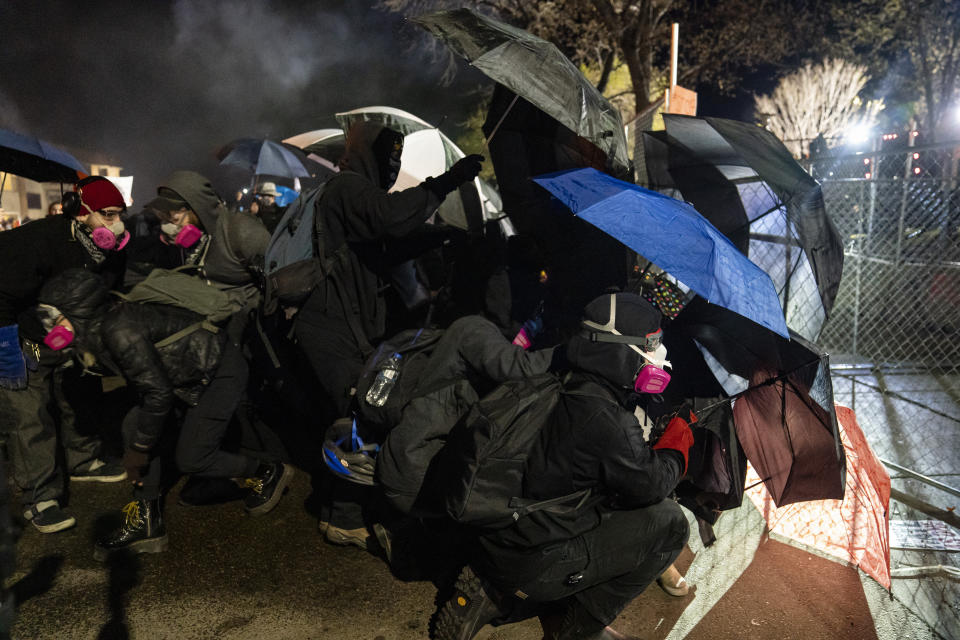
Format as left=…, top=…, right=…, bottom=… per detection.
left=809, top=142, right=960, bottom=639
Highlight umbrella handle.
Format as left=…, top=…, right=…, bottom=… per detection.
left=484, top=94, right=520, bottom=147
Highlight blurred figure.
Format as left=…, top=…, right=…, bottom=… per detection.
left=46, top=201, right=63, bottom=217
left=250, top=181, right=283, bottom=235
left=0, top=176, right=129, bottom=534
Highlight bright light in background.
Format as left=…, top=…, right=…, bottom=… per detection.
left=845, top=123, right=873, bottom=144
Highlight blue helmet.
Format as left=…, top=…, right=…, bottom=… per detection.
left=322, top=417, right=379, bottom=486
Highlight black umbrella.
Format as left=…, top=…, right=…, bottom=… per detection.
left=662, top=297, right=846, bottom=509
left=0, top=127, right=86, bottom=184
left=643, top=115, right=844, bottom=341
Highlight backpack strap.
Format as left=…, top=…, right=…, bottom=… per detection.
left=153, top=320, right=220, bottom=349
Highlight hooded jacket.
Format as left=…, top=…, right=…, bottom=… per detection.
left=486, top=294, right=684, bottom=549
left=0, top=216, right=125, bottom=341
left=306, top=121, right=443, bottom=342
left=38, top=268, right=225, bottom=451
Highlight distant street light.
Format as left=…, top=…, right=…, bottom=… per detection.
left=845, top=123, right=873, bottom=146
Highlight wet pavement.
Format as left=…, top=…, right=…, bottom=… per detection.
left=7, top=466, right=943, bottom=640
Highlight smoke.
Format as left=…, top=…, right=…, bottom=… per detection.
left=0, top=0, right=480, bottom=206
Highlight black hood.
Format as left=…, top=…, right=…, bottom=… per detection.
left=37, top=267, right=113, bottom=354
left=338, top=121, right=404, bottom=190
left=158, top=170, right=223, bottom=232
left=566, top=293, right=662, bottom=390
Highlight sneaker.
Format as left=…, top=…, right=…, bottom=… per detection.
left=93, top=499, right=167, bottom=562
left=70, top=458, right=127, bottom=483
left=243, top=462, right=294, bottom=515
left=434, top=565, right=505, bottom=640
left=320, top=521, right=370, bottom=549
left=371, top=522, right=393, bottom=563
left=656, top=563, right=689, bottom=597
left=24, top=501, right=76, bottom=534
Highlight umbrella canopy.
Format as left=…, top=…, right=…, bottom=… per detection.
left=218, top=138, right=312, bottom=179
left=0, top=128, right=87, bottom=183
left=534, top=167, right=790, bottom=338
left=643, top=115, right=844, bottom=340
left=332, top=105, right=488, bottom=231
left=282, top=128, right=344, bottom=172
left=412, top=8, right=629, bottom=173
left=665, top=298, right=845, bottom=507
left=746, top=405, right=891, bottom=588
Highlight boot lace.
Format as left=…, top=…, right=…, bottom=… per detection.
left=244, top=477, right=264, bottom=495
left=121, top=501, right=143, bottom=530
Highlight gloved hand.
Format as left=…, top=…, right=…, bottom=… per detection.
left=422, top=154, right=485, bottom=199
left=122, top=448, right=150, bottom=485
left=652, top=413, right=695, bottom=474
left=523, top=315, right=544, bottom=339
left=449, top=154, right=484, bottom=184
left=0, top=325, right=27, bottom=390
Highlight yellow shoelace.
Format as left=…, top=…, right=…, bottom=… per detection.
left=244, top=478, right=263, bottom=494
left=121, top=501, right=142, bottom=528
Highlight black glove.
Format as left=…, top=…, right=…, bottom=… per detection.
left=122, top=448, right=150, bottom=485
left=422, top=154, right=485, bottom=199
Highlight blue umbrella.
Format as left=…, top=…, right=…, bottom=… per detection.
left=0, top=128, right=87, bottom=183
left=218, top=138, right=311, bottom=179
left=533, top=167, right=790, bottom=338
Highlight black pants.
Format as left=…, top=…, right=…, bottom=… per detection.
left=295, top=299, right=371, bottom=530
left=124, top=340, right=259, bottom=501
left=481, top=500, right=689, bottom=625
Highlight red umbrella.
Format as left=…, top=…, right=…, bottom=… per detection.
left=746, top=405, right=891, bottom=589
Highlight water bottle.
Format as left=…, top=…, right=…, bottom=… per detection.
left=365, top=352, right=402, bottom=407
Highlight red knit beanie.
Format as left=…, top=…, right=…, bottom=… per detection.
left=76, top=177, right=125, bottom=213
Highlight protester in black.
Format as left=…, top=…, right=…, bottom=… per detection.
left=0, top=177, right=128, bottom=534
left=434, top=293, right=694, bottom=640
left=293, top=120, right=482, bottom=544
left=37, top=268, right=293, bottom=560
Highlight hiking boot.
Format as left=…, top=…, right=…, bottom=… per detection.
left=177, top=476, right=246, bottom=507
left=656, top=563, right=689, bottom=597
left=70, top=458, right=127, bottom=483
left=321, top=521, right=370, bottom=550
left=24, top=501, right=76, bottom=534
left=243, top=462, right=294, bottom=515
left=93, top=498, right=167, bottom=562
left=433, top=565, right=506, bottom=640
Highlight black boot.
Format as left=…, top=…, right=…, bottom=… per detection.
left=433, top=565, right=509, bottom=640
left=177, top=476, right=246, bottom=507
left=94, top=499, right=167, bottom=562
left=243, top=461, right=294, bottom=515
left=545, top=599, right=637, bottom=640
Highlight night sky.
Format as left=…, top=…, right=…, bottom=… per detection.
left=0, top=0, right=487, bottom=206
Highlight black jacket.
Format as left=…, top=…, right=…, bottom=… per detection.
left=377, top=315, right=557, bottom=514
left=0, top=216, right=124, bottom=340
left=487, top=339, right=684, bottom=549
left=38, top=268, right=224, bottom=452
left=306, top=121, right=443, bottom=344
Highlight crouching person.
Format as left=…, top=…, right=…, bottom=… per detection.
left=434, top=293, right=694, bottom=640
left=37, top=268, right=293, bottom=560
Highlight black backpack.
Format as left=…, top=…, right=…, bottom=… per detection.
left=355, top=327, right=446, bottom=429
left=435, top=373, right=599, bottom=530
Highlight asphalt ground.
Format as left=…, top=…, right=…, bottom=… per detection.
left=5, top=468, right=940, bottom=640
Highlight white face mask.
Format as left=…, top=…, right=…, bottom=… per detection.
left=160, top=222, right=181, bottom=240
left=106, top=219, right=125, bottom=237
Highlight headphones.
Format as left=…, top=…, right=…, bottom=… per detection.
left=62, top=177, right=104, bottom=218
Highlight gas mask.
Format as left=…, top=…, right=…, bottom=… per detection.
left=160, top=222, right=203, bottom=248
left=582, top=294, right=672, bottom=393
left=37, top=304, right=75, bottom=351
left=91, top=219, right=129, bottom=251
left=372, top=128, right=404, bottom=190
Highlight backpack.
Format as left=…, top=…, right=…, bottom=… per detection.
left=114, top=267, right=241, bottom=347
left=435, top=373, right=598, bottom=530
left=262, top=183, right=340, bottom=315
left=355, top=327, right=446, bottom=429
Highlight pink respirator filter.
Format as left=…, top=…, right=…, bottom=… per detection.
left=175, top=224, right=203, bottom=248
left=634, top=364, right=671, bottom=394
left=44, top=325, right=74, bottom=351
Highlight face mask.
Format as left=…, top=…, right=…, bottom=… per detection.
left=91, top=219, right=129, bottom=250
left=44, top=325, right=74, bottom=351
left=161, top=222, right=202, bottom=247
left=633, top=344, right=671, bottom=393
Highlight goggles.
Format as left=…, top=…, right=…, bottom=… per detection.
left=581, top=295, right=664, bottom=353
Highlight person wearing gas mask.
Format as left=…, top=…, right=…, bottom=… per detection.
left=249, top=181, right=284, bottom=235
left=36, top=267, right=294, bottom=560
left=434, top=293, right=695, bottom=640
left=294, top=120, right=483, bottom=547
left=0, top=176, right=128, bottom=534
